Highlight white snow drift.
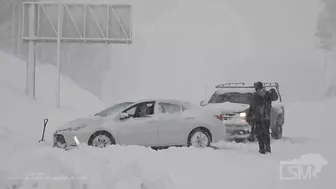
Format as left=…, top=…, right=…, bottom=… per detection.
left=0, top=51, right=104, bottom=147
left=0, top=52, right=335, bottom=189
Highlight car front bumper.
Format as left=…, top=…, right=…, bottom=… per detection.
left=53, top=132, right=78, bottom=150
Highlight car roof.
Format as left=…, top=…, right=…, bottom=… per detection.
left=107, top=101, right=133, bottom=107
left=132, top=98, right=185, bottom=104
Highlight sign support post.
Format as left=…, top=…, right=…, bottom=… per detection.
left=22, top=1, right=133, bottom=108
left=26, top=2, right=36, bottom=99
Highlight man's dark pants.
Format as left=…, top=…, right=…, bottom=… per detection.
left=254, top=120, right=271, bottom=153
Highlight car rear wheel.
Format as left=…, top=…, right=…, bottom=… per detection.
left=187, top=128, right=211, bottom=148
left=88, top=131, right=115, bottom=148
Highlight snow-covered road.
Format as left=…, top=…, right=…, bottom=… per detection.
left=0, top=98, right=335, bottom=189
left=0, top=51, right=335, bottom=189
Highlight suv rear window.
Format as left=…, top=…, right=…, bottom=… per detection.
left=208, top=92, right=253, bottom=104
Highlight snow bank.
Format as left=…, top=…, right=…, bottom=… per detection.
left=0, top=144, right=281, bottom=189
left=0, top=95, right=335, bottom=189
left=0, top=51, right=105, bottom=147
left=1, top=145, right=178, bottom=189
left=0, top=51, right=103, bottom=110
left=2, top=130, right=335, bottom=189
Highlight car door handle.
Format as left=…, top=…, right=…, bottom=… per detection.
left=148, top=120, right=159, bottom=123
left=185, top=117, right=194, bottom=120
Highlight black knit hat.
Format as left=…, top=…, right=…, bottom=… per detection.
left=254, top=81, right=263, bottom=91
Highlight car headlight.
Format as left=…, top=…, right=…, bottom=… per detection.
left=240, top=112, right=246, bottom=118
left=73, top=136, right=80, bottom=145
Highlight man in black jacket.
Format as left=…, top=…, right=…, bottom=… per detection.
left=247, top=82, right=278, bottom=154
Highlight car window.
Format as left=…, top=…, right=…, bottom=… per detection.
left=125, top=106, right=137, bottom=116
left=181, top=101, right=200, bottom=111
left=208, top=92, right=253, bottom=104
left=181, top=102, right=192, bottom=111
left=158, top=102, right=182, bottom=114
left=95, top=102, right=133, bottom=117
left=123, top=101, right=155, bottom=118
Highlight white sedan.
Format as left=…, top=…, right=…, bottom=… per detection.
left=53, top=98, right=225, bottom=150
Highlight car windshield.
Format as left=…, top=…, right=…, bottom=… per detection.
left=94, top=102, right=133, bottom=117
left=208, top=92, right=253, bottom=104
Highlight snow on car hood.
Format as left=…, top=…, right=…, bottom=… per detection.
left=204, top=102, right=250, bottom=114
left=56, top=116, right=103, bottom=131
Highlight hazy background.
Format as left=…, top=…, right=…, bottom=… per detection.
left=103, top=0, right=325, bottom=104
left=1, top=0, right=334, bottom=106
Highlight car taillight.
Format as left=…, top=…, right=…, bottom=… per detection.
left=215, top=114, right=223, bottom=121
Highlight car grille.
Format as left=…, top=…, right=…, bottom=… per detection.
left=53, top=134, right=66, bottom=148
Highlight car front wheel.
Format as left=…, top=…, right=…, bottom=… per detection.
left=88, top=131, right=115, bottom=148
left=187, top=128, right=211, bottom=148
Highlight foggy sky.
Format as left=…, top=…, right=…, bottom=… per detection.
left=103, top=0, right=324, bottom=104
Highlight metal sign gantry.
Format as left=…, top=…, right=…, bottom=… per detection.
left=22, top=1, right=132, bottom=108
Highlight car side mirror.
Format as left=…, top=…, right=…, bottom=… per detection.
left=200, top=101, right=208, bottom=107
left=119, top=112, right=129, bottom=120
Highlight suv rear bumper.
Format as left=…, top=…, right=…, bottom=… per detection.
left=225, top=123, right=251, bottom=139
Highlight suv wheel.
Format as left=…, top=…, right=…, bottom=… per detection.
left=272, top=125, right=283, bottom=139
left=272, top=115, right=284, bottom=139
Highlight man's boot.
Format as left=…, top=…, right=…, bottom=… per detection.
left=266, top=149, right=271, bottom=153
left=259, top=149, right=265, bottom=154
left=265, top=140, right=271, bottom=153
left=265, top=125, right=271, bottom=153
left=258, top=136, right=265, bottom=154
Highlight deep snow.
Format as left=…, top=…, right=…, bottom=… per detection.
left=0, top=52, right=335, bottom=189
left=0, top=51, right=105, bottom=148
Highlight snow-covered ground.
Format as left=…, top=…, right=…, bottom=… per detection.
left=0, top=51, right=335, bottom=189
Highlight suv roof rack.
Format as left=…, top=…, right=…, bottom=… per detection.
left=215, top=82, right=245, bottom=88
left=215, top=82, right=279, bottom=89
left=214, top=82, right=282, bottom=102
left=262, top=82, right=279, bottom=90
